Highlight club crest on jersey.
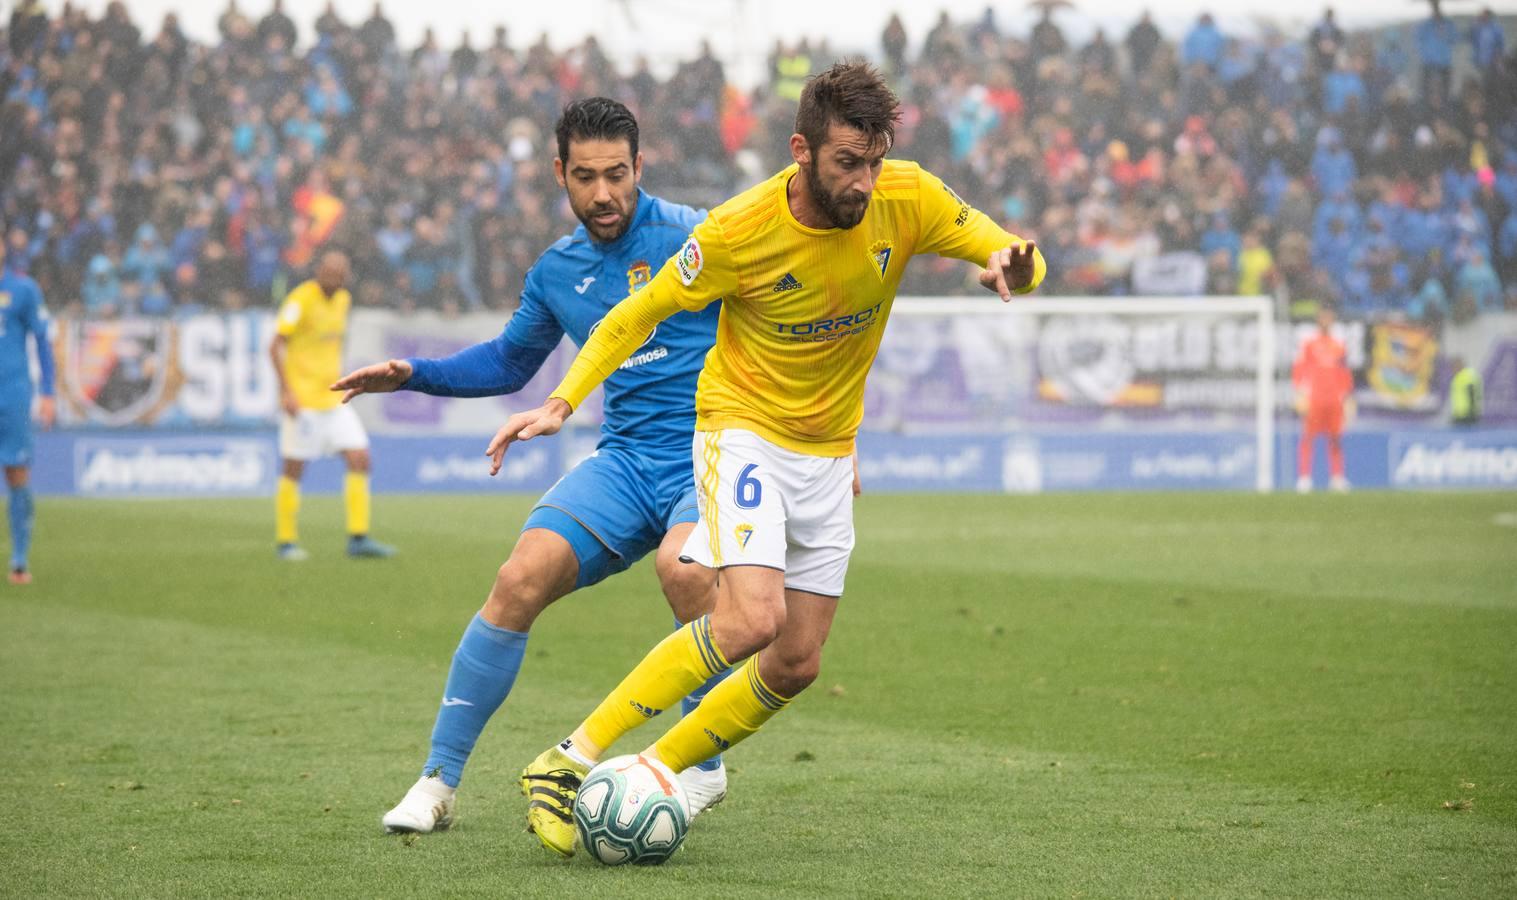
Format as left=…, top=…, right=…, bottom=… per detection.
left=734, top=524, right=754, bottom=550
left=675, top=237, right=703, bottom=286
left=869, top=239, right=893, bottom=280
left=627, top=260, right=652, bottom=293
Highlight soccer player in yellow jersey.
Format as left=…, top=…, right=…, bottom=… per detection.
left=268, top=251, right=394, bottom=561
left=499, top=61, right=1044, bottom=855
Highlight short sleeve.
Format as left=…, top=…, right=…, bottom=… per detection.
left=276, top=293, right=303, bottom=336
left=915, top=166, right=1016, bottom=266
left=651, top=216, right=738, bottom=312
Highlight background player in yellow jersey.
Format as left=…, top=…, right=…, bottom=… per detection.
left=268, top=251, right=394, bottom=561
left=495, top=61, right=1044, bottom=854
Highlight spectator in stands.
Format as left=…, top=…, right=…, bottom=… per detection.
left=881, top=14, right=908, bottom=76
left=1030, top=6, right=1067, bottom=63
left=1469, top=8, right=1506, bottom=102
left=122, top=224, right=171, bottom=288
left=1307, top=8, right=1345, bottom=84
left=1182, top=13, right=1226, bottom=72
left=1125, top=11, right=1162, bottom=77
left=1455, top=248, right=1503, bottom=316
left=1237, top=226, right=1276, bottom=296
left=1497, top=207, right=1517, bottom=285
left=1, top=2, right=1510, bottom=329
left=82, top=253, right=121, bottom=316
left=258, top=0, right=298, bottom=53
left=1415, top=5, right=1458, bottom=108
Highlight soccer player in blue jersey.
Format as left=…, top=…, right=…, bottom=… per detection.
left=332, top=98, right=731, bottom=835
left=0, top=234, right=56, bottom=585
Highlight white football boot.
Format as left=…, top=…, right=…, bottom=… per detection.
left=381, top=776, right=456, bottom=833
left=1295, top=475, right=1312, bottom=494
left=678, top=762, right=728, bottom=817
left=1330, top=475, right=1351, bottom=493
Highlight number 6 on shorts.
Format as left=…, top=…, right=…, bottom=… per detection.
left=735, top=463, right=762, bottom=509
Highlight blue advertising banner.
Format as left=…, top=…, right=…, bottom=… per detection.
left=31, top=429, right=1517, bottom=497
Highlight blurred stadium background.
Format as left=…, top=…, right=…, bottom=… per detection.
left=6, top=0, right=1515, bottom=495
left=4, top=3, right=1516, bottom=896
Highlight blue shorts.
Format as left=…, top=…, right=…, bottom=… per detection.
left=0, top=404, right=33, bottom=467
left=523, top=443, right=699, bottom=590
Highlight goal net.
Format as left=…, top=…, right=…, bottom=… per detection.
left=867, top=296, right=1277, bottom=493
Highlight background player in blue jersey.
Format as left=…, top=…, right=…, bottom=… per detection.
left=0, top=234, right=57, bottom=585
left=332, top=99, right=729, bottom=835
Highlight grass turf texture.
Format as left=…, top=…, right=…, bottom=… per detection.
left=2, top=493, right=1514, bottom=897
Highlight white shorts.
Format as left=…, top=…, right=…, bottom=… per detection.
left=680, top=429, right=855, bottom=598
left=279, top=405, right=370, bottom=461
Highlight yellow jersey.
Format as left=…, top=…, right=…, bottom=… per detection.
left=551, top=159, right=1046, bottom=456
left=276, top=279, right=351, bottom=411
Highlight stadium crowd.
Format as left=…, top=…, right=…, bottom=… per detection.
left=1, top=2, right=1514, bottom=321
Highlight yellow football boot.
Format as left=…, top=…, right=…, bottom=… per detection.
left=520, top=745, right=591, bottom=857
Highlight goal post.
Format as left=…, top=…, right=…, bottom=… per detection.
left=882, top=296, right=1277, bottom=493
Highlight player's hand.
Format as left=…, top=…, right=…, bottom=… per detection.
left=486, top=398, right=572, bottom=475
left=332, top=359, right=414, bottom=403
left=979, top=240, right=1039, bottom=301
left=852, top=450, right=863, bottom=497
left=1344, top=397, right=1358, bottom=428
left=1293, top=394, right=1308, bottom=416
left=37, top=396, right=55, bottom=430
left=280, top=388, right=300, bottom=418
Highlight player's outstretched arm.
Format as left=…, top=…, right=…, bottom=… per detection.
left=485, top=398, right=571, bottom=475
left=334, top=333, right=556, bottom=402
left=978, top=240, right=1043, bottom=301
left=333, top=359, right=413, bottom=402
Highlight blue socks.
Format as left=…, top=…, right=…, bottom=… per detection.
left=423, top=614, right=528, bottom=788
left=677, top=616, right=731, bottom=772
left=8, top=485, right=33, bottom=570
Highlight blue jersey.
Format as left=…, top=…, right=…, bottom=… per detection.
left=0, top=269, right=55, bottom=409
left=406, top=189, right=717, bottom=455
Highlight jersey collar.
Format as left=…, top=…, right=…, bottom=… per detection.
left=777, top=163, right=876, bottom=237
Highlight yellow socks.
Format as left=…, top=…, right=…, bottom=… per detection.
left=581, top=615, right=730, bottom=753
left=275, top=476, right=300, bottom=544
left=654, top=654, right=791, bottom=772
left=345, top=472, right=371, bottom=536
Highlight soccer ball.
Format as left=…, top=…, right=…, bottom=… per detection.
left=573, top=754, right=691, bottom=865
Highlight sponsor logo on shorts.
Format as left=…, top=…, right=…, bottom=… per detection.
left=734, top=523, right=754, bottom=549
left=674, top=237, right=703, bottom=285
left=772, top=301, right=885, bottom=343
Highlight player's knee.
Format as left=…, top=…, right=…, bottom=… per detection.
left=659, top=560, right=715, bottom=623
left=765, top=646, right=822, bottom=697
left=720, top=599, right=786, bottom=658
left=483, top=560, right=556, bottom=627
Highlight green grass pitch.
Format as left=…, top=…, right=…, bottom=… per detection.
left=3, top=492, right=1514, bottom=897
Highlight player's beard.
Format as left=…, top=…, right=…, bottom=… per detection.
left=805, top=159, right=870, bottom=230
left=574, top=195, right=634, bottom=243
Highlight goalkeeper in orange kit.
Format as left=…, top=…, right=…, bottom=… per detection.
left=1292, top=306, right=1355, bottom=493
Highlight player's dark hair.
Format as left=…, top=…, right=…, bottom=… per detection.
left=795, top=60, right=900, bottom=154
left=555, top=97, right=639, bottom=164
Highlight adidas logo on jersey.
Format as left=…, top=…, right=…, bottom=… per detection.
left=772, top=272, right=802, bottom=293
